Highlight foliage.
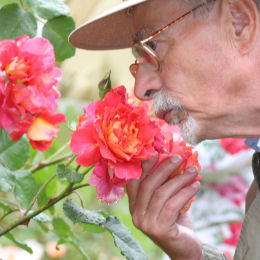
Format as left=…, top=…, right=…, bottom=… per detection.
left=0, top=0, right=75, bottom=61
left=0, top=1, right=150, bottom=259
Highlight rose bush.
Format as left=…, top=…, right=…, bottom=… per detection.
left=0, top=35, right=65, bottom=151
left=0, top=2, right=202, bottom=258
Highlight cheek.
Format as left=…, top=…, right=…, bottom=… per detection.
left=159, top=44, right=231, bottom=119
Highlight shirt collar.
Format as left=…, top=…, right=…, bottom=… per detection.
left=245, top=138, right=260, bottom=152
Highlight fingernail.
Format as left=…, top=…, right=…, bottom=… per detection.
left=191, top=181, right=200, bottom=189
left=186, top=166, right=198, bottom=174
left=170, top=155, right=182, bottom=164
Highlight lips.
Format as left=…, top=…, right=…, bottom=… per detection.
left=156, top=109, right=185, bottom=125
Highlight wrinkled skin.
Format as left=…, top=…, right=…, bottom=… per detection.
left=127, top=155, right=202, bottom=260
left=126, top=0, right=260, bottom=259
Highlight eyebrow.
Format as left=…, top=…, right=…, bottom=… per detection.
left=133, top=27, right=155, bottom=43
left=133, top=28, right=145, bottom=43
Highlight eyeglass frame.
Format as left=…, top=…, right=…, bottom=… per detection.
left=129, top=2, right=206, bottom=77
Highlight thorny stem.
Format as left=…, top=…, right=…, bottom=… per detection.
left=0, top=182, right=89, bottom=237
left=30, top=153, right=73, bottom=173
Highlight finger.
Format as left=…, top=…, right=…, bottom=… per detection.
left=142, top=153, right=159, bottom=174
left=126, top=154, right=159, bottom=213
left=146, top=167, right=198, bottom=220
left=159, top=181, right=200, bottom=223
left=133, top=155, right=183, bottom=215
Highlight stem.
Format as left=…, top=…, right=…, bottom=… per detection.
left=19, top=0, right=25, bottom=9
left=0, top=182, right=89, bottom=237
left=24, top=174, right=56, bottom=216
left=83, top=165, right=95, bottom=175
left=0, top=199, right=19, bottom=208
left=75, top=165, right=81, bottom=172
left=72, top=183, right=90, bottom=191
left=45, top=141, right=70, bottom=162
left=0, top=209, right=19, bottom=223
left=30, top=153, right=73, bottom=173
left=72, top=191, right=84, bottom=208
left=65, top=154, right=77, bottom=167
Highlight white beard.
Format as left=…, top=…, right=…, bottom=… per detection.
left=153, top=88, right=200, bottom=145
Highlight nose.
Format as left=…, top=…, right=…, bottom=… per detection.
left=134, top=64, right=162, bottom=100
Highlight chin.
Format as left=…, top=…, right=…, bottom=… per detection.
left=174, top=116, right=201, bottom=145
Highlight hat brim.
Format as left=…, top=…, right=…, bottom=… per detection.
left=69, top=0, right=149, bottom=50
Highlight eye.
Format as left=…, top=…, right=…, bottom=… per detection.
left=146, top=40, right=157, bottom=50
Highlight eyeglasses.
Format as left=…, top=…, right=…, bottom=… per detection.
left=129, top=2, right=206, bottom=77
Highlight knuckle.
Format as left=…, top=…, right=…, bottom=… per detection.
left=154, top=188, right=165, bottom=200
left=164, top=200, right=177, bottom=212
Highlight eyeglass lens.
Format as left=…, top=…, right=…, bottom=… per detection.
left=132, top=44, right=159, bottom=71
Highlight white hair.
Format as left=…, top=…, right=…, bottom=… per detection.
left=153, top=88, right=200, bottom=145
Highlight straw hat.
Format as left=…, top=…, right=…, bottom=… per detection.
left=69, top=0, right=149, bottom=50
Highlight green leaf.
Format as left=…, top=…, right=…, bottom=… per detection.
left=42, top=15, right=75, bottom=61
left=14, top=170, right=37, bottom=208
left=45, top=177, right=57, bottom=198
left=0, top=164, right=15, bottom=192
left=33, top=212, right=51, bottom=223
left=0, top=129, right=30, bottom=170
left=25, top=0, right=70, bottom=20
left=0, top=200, right=13, bottom=211
left=52, top=217, right=90, bottom=260
left=104, top=217, right=148, bottom=260
left=34, top=165, right=57, bottom=206
left=80, top=223, right=106, bottom=233
left=0, top=3, right=37, bottom=40
left=56, top=164, right=84, bottom=183
left=98, top=71, right=112, bottom=100
left=52, top=217, right=77, bottom=240
left=67, top=237, right=90, bottom=260
left=5, top=232, right=33, bottom=254
left=37, top=222, right=49, bottom=233
left=63, top=200, right=147, bottom=260
left=0, top=0, right=18, bottom=6
left=63, top=199, right=106, bottom=225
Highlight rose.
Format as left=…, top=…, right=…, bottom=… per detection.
left=70, top=86, right=163, bottom=202
left=9, top=112, right=66, bottom=151
left=151, top=120, right=201, bottom=213
left=0, top=35, right=65, bottom=150
left=220, top=138, right=249, bottom=154
left=71, top=86, right=201, bottom=205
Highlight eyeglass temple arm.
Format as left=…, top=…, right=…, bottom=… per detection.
left=140, top=2, right=206, bottom=44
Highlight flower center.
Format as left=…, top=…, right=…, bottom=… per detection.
left=108, top=117, right=140, bottom=160
left=5, top=56, right=30, bottom=84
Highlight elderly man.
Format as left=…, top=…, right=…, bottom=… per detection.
left=69, top=0, right=260, bottom=259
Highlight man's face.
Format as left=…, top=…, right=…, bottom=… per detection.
left=132, top=0, right=241, bottom=144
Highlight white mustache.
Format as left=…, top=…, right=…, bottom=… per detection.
left=152, top=88, right=199, bottom=145
left=153, top=88, right=185, bottom=115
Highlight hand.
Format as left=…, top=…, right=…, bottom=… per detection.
left=126, top=154, right=203, bottom=260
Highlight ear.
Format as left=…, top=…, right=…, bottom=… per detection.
left=221, top=0, right=259, bottom=54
